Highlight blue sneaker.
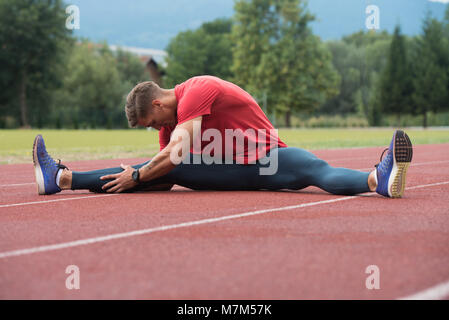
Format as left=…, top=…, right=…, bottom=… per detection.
left=32, top=134, right=68, bottom=195
left=375, top=130, right=413, bottom=198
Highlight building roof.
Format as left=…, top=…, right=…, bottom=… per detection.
left=109, top=45, right=168, bottom=67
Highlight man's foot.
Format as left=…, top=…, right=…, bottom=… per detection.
left=32, top=134, right=68, bottom=195
left=375, top=130, right=413, bottom=198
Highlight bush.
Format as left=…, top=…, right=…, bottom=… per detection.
left=0, top=116, right=19, bottom=129
left=286, top=114, right=369, bottom=128
left=380, top=111, right=449, bottom=127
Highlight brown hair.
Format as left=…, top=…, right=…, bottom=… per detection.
left=125, top=81, right=161, bottom=127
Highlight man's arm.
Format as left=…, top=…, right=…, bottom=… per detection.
left=138, top=115, right=200, bottom=182
left=100, top=116, right=201, bottom=193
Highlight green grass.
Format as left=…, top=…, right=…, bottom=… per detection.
left=1, top=128, right=448, bottom=164
left=279, top=127, right=449, bottom=150
left=0, top=129, right=160, bottom=164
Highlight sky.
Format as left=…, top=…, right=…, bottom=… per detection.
left=67, top=0, right=448, bottom=50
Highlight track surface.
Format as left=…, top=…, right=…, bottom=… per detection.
left=0, top=144, right=448, bottom=299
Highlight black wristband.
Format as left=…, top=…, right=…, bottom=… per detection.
left=132, top=168, right=140, bottom=183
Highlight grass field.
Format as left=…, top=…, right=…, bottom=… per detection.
left=1, top=128, right=448, bottom=164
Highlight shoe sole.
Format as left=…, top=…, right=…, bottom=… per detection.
left=389, top=130, right=413, bottom=198
left=32, top=135, right=46, bottom=195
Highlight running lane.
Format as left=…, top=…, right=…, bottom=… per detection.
left=0, top=144, right=448, bottom=299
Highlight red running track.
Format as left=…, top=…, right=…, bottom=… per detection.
left=0, top=144, right=448, bottom=299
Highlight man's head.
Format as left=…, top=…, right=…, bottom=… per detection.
left=125, top=81, right=177, bottom=130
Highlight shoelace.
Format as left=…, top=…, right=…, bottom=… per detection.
left=40, top=150, right=68, bottom=171
left=374, top=148, right=390, bottom=171
left=40, top=151, right=55, bottom=169
left=57, top=159, right=68, bottom=170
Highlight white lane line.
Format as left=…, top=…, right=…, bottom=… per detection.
left=398, top=279, right=449, bottom=300
left=413, top=160, right=449, bottom=166
left=0, top=196, right=357, bottom=259
left=0, top=194, right=118, bottom=208
left=406, top=181, right=449, bottom=190
left=327, top=156, right=374, bottom=162
left=354, top=160, right=449, bottom=172
left=0, top=183, right=34, bottom=187
left=1, top=179, right=448, bottom=259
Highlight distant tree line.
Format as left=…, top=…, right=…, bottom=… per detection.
left=0, top=0, right=147, bottom=129
left=1, top=0, right=449, bottom=129
left=164, top=0, right=449, bottom=128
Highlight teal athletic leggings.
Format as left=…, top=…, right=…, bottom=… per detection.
left=71, top=147, right=371, bottom=195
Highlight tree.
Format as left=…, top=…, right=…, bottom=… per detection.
left=444, top=5, right=449, bottom=38
left=411, top=13, right=449, bottom=127
left=164, top=18, right=234, bottom=87
left=232, top=0, right=339, bottom=127
left=321, top=41, right=367, bottom=116
left=442, top=5, right=449, bottom=112
left=379, top=25, right=414, bottom=126
left=342, top=30, right=391, bottom=48
left=52, top=41, right=126, bottom=129
left=115, top=48, right=148, bottom=88
left=367, top=71, right=383, bottom=126
left=0, top=0, right=72, bottom=127
left=323, top=30, right=396, bottom=125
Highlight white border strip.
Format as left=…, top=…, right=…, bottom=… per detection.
left=398, top=279, right=449, bottom=300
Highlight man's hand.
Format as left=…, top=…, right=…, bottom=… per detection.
left=99, top=116, right=202, bottom=193
left=100, top=164, right=138, bottom=193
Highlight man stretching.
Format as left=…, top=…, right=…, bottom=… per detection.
left=32, top=76, right=413, bottom=198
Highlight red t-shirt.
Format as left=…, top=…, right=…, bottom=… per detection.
left=159, top=76, right=287, bottom=164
